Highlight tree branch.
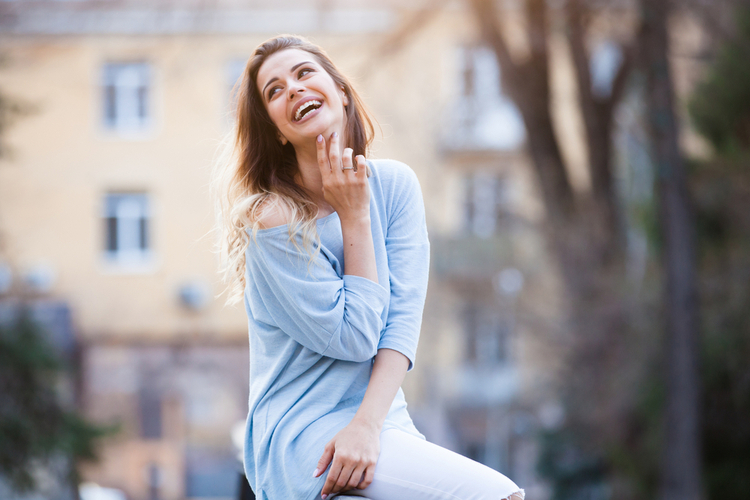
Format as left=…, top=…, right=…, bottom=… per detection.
left=469, top=0, right=523, bottom=91
left=527, top=0, right=550, bottom=62
left=604, top=39, right=635, bottom=116
left=470, top=0, right=576, bottom=225
left=567, top=0, right=594, bottom=108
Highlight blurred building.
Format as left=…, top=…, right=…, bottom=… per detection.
left=0, top=0, right=688, bottom=499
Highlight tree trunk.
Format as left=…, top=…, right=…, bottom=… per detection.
left=639, top=1, right=704, bottom=499
left=566, top=0, right=622, bottom=251
left=470, top=0, right=637, bottom=303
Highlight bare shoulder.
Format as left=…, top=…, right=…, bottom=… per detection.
left=255, top=197, right=293, bottom=230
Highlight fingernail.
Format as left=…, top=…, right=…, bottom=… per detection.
left=332, top=132, right=338, bottom=139
left=313, top=468, right=320, bottom=477
left=321, top=495, right=328, bottom=500
left=317, top=134, right=323, bottom=143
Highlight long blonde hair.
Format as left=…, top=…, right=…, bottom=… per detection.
left=211, top=35, right=375, bottom=305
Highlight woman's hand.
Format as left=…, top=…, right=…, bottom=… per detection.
left=316, top=132, right=370, bottom=224
left=314, top=417, right=380, bottom=498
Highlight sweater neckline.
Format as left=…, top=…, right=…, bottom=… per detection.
left=252, top=211, right=339, bottom=237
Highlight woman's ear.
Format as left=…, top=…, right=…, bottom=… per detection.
left=341, top=86, right=349, bottom=107
left=278, top=133, right=288, bottom=146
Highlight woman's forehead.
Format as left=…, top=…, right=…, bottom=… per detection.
left=256, top=48, right=319, bottom=87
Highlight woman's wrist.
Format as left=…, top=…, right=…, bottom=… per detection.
left=338, top=212, right=371, bottom=226
left=351, top=412, right=384, bottom=432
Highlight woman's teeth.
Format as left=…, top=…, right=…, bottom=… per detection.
left=295, top=100, right=321, bottom=121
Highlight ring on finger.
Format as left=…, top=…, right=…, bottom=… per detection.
left=341, top=166, right=354, bottom=170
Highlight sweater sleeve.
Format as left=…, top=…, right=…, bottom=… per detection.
left=245, top=230, right=389, bottom=363
left=378, top=164, right=430, bottom=370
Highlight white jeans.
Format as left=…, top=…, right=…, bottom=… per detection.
left=332, top=428, right=524, bottom=500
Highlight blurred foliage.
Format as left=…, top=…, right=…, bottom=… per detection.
left=693, top=156, right=750, bottom=500
left=538, top=6, right=750, bottom=500
left=537, top=429, right=610, bottom=500
left=676, top=5, right=750, bottom=494
left=537, top=323, right=664, bottom=500
left=688, top=8, right=750, bottom=156
left=0, top=55, right=33, bottom=160
left=0, top=308, right=113, bottom=492
left=0, top=88, right=27, bottom=161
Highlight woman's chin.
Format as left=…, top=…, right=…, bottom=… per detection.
left=300, top=126, right=333, bottom=142
left=289, top=118, right=343, bottom=146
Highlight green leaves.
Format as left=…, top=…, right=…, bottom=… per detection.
left=688, top=8, right=750, bottom=156
left=0, top=309, right=113, bottom=492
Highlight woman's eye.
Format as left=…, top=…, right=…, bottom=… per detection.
left=268, top=86, right=281, bottom=99
left=298, top=68, right=313, bottom=78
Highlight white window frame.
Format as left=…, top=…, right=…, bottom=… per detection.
left=102, top=62, right=151, bottom=133
left=102, top=192, right=154, bottom=270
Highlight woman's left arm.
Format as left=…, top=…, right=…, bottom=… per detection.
left=315, top=348, right=409, bottom=498
left=315, top=163, right=430, bottom=498
left=375, top=164, right=430, bottom=370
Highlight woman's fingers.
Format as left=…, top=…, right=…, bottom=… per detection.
left=314, top=443, right=334, bottom=478
left=316, top=134, right=330, bottom=176
left=355, top=155, right=367, bottom=177
left=321, top=452, right=364, bottom=497
left=322, top=456, right=354, bottom=497
left=328, top=132, right=341, bottom=176
left=358, top=465, right=375, bottom=489
left=321, top=461, right=343, bottom=498
left=317, top=132, right=366, bottom=178
left=318, top=132, right=370, bottom=218
left=341, top=147, right=354, bottom=174
left=332, top=461, right=356, bottom=495
left=347, top=465, right=367, bottom=491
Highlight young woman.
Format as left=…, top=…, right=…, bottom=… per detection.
left=213, top=34, right=524, bottom=500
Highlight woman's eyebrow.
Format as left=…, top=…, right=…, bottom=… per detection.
left=262, top=60, right=314, bottom=96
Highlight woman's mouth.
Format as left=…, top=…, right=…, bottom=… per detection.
left=293, top=99, right=322, bottom=123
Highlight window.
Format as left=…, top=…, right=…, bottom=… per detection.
left=449, top=45, right=525, bottom=151
left=102, top=62, right=150, bottom=131
left=103, top=193, right=151, bottom=265
left=463, top=171, right=511, bottom=238
left=463, top=302, right=509, bottom=365
left=459, top=45, right=502, bottom=104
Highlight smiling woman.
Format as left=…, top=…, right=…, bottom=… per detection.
left=211, top=35, right=524, bottom=500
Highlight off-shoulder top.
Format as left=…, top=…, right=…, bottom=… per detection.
left=242, top=159, right=430, bottom=500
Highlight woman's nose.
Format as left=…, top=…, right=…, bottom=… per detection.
left=288, top=83, right=305, bottom=99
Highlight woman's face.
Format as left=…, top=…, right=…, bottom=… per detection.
left=256, top=48, right=349, bottom=148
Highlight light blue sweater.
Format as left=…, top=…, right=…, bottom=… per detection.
left=242, top=159, right=430, bottom=500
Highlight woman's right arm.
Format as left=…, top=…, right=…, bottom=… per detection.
left=316, top=132, right=378, bottom=285
left=245, top=133, right=385, bottom=362
left=314, top=347, right=409, bottom=498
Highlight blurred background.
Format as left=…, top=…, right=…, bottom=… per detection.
left=0, top=1, right=748, bottom=500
